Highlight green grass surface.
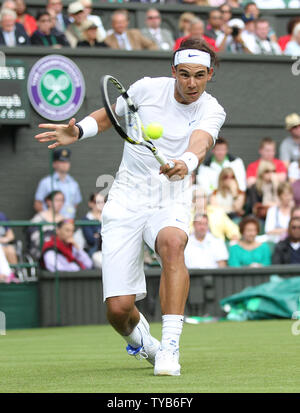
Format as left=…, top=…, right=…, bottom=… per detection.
left=1, top=320, right=299, bottom=393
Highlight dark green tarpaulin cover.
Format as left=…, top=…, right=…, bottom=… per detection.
left=220, top=275, right=300, bottom=321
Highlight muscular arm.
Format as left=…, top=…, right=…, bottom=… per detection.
left=161, top=129, right=214, bottom=179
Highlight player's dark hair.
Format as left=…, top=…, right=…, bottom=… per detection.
left=173, top=38, right=219, bottom=69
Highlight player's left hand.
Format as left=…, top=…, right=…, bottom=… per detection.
left=159, top=160, right=188, bottom=181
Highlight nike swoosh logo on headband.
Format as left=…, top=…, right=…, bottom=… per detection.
left=188, top=54, right=200, bottom=58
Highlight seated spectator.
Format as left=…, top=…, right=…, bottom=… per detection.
left=205, top=8, right=224, bottom=41
left=272, top=217, right=300, bottom=265
left=81, top=192, right=104, bottom=269
left=279, top=113, right=300, bottom=168
left=244, top=2, right=260, bottom=20
left=219, top=3, right=233, bottom=25
left=141, top=8, right=174, bottom=51
left=245, top=160, right=279, bottom=220
left=80, top=0, right=106, bottom=40
left=46, top=0, right=70, bottom=33
left=264, top=182, right=294, bottom=243
left=209, top=168, right=246, bottom=220
left=0, top=211, right=18, bottom=265
left=28, top=190, right=65, bottom=260
left=104, top=9, right=157, bottom=50
left=291, top=205, right=300, bottom=219
left=0, top=8, right=30, bottom=46
left=0, top=244, right=19, bottom=283
left=228, top=216, right=271, bottom=267
left=288, top=159, right=300, bottom=183
left=246, top=137, right=287, bottom=187
left=243, top=18, right=281, bottom=55
left=30, top=10, right=69, bottom=47
left=15, top=0, right=37, bottom=36
left=34, top=148, right=82, bottom=219
left=177, top=12, right=196, bottom=39
left=77, top=19, right=107, bottom=47
left=278, top=17, right=300, bottom=52
left=40, top=219, right=93, bottom=272
left=191, top=187, right=240, bottom=241
left=216, top=18, right=252, bottom=54
left=197, top=137, right=247, bottom=195
left=174, top=18, right=218, bottom=52
left=285, top=23, right=300, bottom=56
left=185, top=213, right=228, bottom=269
left=65, top=1, right=97, bottom=48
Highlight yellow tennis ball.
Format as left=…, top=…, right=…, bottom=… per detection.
left=145, top=122, right=163, bottom=140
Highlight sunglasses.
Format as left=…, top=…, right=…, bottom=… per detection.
left=223, top=175, right=234, bottom=179
left=291, top=226, right=300, bottom=229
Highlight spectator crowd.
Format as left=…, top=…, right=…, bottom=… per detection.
left=1, top=0, right=300, bottom=281
left=0, top=0, right=300, bottom=55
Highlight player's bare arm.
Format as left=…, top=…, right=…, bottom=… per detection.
left=35, top=107, right=112, bottom=149
left=161, top=129, right=213, bottom=179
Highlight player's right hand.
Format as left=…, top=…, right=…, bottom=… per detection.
left=35, top=117, right=79, bottom=149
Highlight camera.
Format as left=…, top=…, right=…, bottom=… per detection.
left=231, top=26, right=240, bottom=38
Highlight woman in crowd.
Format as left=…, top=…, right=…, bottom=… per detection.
left=209, top=167, right=245, bottom=221
left=40, top=219, right=93, bottom=272
left=245, top=160, right=279, bottom=220
left=28, top=190, right=65, bottom=259
left=284, top=22, right=300, bottom=56
left=81, top=192, right=105, bottom=268
left=228, top=216, right=272, bottom=267
left=264, top=182, right=294, bottom=243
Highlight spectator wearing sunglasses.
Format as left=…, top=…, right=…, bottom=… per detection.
left=141, top=8, right=174, bottom=51
left=272, top=218, right=300, bottom=264
left=30, top=10, right=69, bottom=47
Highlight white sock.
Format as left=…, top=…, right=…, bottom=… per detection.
left=123, top=314, right=143, bottom=348
left=161, top=314, right=184, bottom=350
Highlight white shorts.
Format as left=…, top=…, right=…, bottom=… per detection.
left=101, top=198, right=191, bottom=302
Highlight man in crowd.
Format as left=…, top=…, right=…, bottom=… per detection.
left=104, top=9, right=157, bottom=50
left=185, top=213, right=228, bottom=269
left=243, top=18, right=281, bottom=55
left=204, top=8, right=224, bottom=41
left=272, top=217, right=300, bottom=264
left=46, top=0, right=70, bottom=33
left=196, top=136, right=246, bottom=195
left=246, top=137, right=287, bottom=187
left=30, top=10, right=69, bottom=46
left=174, top=18, right=218, bottom=51
left=141, top=8, right=174, bottom=51
left=34, top=148, right=82, bottom=219
left=279, top=113, right=300, bottom=168
left=0, top=8, right=30, bottom=46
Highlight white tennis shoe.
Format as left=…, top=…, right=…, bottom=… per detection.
left=126, top=313, right=160, bottom=366
left=154, top=347, right=181, bottom=376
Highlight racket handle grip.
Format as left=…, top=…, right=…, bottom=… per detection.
left=154, top=149, right=175, bottom=169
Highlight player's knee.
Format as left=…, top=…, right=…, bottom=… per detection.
left=106, top=296, right=134, bottom=322
left=157, top=233, right=186, bottom=260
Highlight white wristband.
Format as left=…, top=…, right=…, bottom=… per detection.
left=178, top=152, right=199, bottom=174
left=76, top=116, right=98, bottom=140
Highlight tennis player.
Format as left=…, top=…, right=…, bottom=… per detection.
left=35, top=38, right=226, bottom=376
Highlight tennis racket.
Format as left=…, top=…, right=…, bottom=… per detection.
left=100, top=75, right=174, bottom=169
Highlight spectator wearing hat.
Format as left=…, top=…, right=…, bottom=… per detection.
left=65, top=1, right=104, bottom=48
left=30, top=10, right=69, bottom=47
left=46, top=0, right=70, bottom=33
left=216, top=18, right=252, bottom=53
left=279, top=114, right=300, bottom=168
left=77, top=19, right=107, bottom=47
left=284, top=23, right=300, bottom=56
left=80, top=0, right=106, bottom=40
left=141, top=8, right=174, bottom=51
left=243, top=18, right=281, bottom=55
left=104, top=9, right=157, bottom=50
left=0, top=8, right=30, bottom=46
left=34, top=148, right=82, bottom=219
